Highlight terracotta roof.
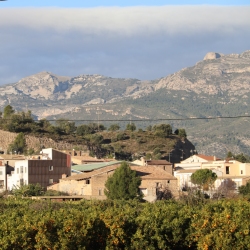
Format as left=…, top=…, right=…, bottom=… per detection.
left=146, top=160, right=172, bottom=165
left=131, top=166, right=176, bottom=180
left=196, top=154, right=220, bottom=161
left=65, top=164, right=176, bottom=181
left=175, top=169, right=198, bottom=174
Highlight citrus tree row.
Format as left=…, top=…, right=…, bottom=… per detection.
left=0, top=198, right=250, bottom=249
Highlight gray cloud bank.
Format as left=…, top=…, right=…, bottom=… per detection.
left=0, top=6, right=249, bottom=85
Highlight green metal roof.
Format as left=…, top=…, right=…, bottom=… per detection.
left=72, top=161, right=122, bottom=172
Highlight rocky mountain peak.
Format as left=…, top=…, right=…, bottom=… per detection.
left=203, top=52, right=223, bottom=60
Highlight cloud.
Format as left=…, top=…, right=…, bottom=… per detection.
left=0, top=6, right=249, bottom=84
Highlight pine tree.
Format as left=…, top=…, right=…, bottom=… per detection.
left=8, top=132, right=26, bottom=154
left=104, top=162, right=141, bottom=200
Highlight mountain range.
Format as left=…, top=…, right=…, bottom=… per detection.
left=0, top=50, right=250, bottom=157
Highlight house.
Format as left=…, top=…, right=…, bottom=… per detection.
left=7, top=148, right=71, bottom=191
left=0, top=154, right=26, bottom=168
left=0, top=161, right=7, bottom=193
left=132, top=158, right=173, bottom=174
left=174, top=155, right=250, bottom=192
left=48, top=163, right=178, bottom=201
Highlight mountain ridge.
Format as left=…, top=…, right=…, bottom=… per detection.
left=0, top=50, right=250, bottom=157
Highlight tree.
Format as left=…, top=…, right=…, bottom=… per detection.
left=152, top=123, right=172, bottom=137
left=8, top=132, right=26, bottom=154
left=12, top=183, right=44, bottom=197
left=191, top=169, right=217, bottom=192
left=108, top=124, right=120, bottom=131
left=178, top=128, right=187, bottom=138
left=126, top=123, right=136, bottom=131
left=3, top=104, right=15, bottom=119
left=76, top=124, right=93, bottom=136
left=238, top=181, right=250, bottom=197
left=104, top=162, right=141, bottom=200
left=55, top=118, right=76, bottom=134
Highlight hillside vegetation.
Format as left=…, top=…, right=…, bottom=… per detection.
left=0, top=105, right=193, bottom=162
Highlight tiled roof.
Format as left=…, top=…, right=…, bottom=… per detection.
left=131, top=166, right=176, bottom=180
left=146, top=160, right=172, bottom=165
left=66, top=164, right=176, bottom=181
left=175, top=169, right=198, bottom=174
left=66, top=164, right=121, bottom=181
left=196, top=154, right=220, bottom=161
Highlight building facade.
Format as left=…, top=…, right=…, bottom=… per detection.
left=48, top=164, right=178, bottom=201
left=7, top=148, right=71, bottom=190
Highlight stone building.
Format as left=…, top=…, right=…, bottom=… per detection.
left=48, top=163, right=178, bottom=201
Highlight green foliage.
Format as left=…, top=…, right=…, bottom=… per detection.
left=104, top=162, right=141, bottom=200
left=55, top=118, right=76, bottom=135
left=146, top=125, right=152, bottom=131
left=238, top=182, right=250, bottom=196
left=153, top=123, right=172, bottom=137
left=43, top=190, right=69, bottom=196
left=176, top=128, right=187, bottom=138
left=153, top=147, right=161, bottom=155
left=26, top=148, right=35, bottom=155
left=145, top=153, right=152, bottom=160
left=126, top=122, right=136, bottom=131
left=12, top=184, right=44, bottom=197
left=191, top=169, right=217, bottom=191
left=1, top=198, right=250, bottom=249
left=116, top=132, right=127, bottom=141
left=8, top=132, right=26, bottom=154
left=226, top=151, right=234, bottom=158
left=3, top=104, right=15, bottom=118
left=225, top=152, right=250, bottom=163
left=108, top=123, right=120, bottom=131
left=76, top=124, right=93, bottom=136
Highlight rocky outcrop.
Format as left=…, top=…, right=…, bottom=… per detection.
left=0, top=130, right=78, bottom=153
left=155, top=50, right=250, bottom=95
left=203, top=52, right=223, bottom=60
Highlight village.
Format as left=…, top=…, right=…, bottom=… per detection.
left=1, top=147, right=249, bottom=201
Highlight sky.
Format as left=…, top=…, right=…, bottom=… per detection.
left=0, top=1, right=249, bottom=85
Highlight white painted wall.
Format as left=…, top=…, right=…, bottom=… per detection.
left=7, top=160, right=29, bottom=190
left=0, top=165, right=7, bottom=192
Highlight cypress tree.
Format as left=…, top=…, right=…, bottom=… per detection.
left=104, top=162, right=141, bottom=200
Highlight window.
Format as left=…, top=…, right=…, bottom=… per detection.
left=167, top=180, right=170, bottom=184
left=16, top=168, right=19, bottom=174
left=241, top=170, right=243, bottom=174
left=86, top=179, right=90, bottom=184
left=0, top=180, right=4, bottom=188
left=226, top=166, right=230, bottom=174
left=20, top=166, right=23, bottom=173
left=49, top=179, right=53, bottom=184
left=49, top=166, right=53, bottom=171
left=99, top=189, right=102, bottom=195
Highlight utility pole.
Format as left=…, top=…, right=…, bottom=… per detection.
left=96, top=107, right=101, bottom=131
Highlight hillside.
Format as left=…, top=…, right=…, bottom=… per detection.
left=0, top=50, right=250, bottom=157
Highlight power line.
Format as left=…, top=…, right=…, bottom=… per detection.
left=1, top=115, right=250, bottom=122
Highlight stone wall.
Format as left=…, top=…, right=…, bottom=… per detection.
left=0, top=130, right=81, bottom=153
